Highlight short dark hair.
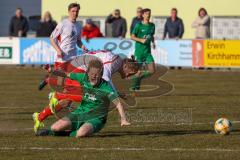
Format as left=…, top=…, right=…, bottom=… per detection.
left=16, top=7, right=22, bottom=12
left=198, top=8, right=208, bottom=16
left=137, top=7, right=142, bottom=11
left=68, top=3, right=80, bottom=11
left=114, top=9, right=120, bottom=14
left=171, top=8, right=178, bottom=13
left=142, top=8, right=151, bottom=14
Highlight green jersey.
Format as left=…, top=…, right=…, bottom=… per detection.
left=132, top=22, right=155, bottom=55
left=132, top=22, right=155, bottom=64
left=69, top=73, right=118, bottom=114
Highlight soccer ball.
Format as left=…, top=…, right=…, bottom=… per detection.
left=214, top=118, right=232, bottom=135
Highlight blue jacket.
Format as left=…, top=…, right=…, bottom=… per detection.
left=106, top=15, right=127, bottom=38
left=163, top=17, right=184, bottom=39
left=130, top=16, right=142, bottom=34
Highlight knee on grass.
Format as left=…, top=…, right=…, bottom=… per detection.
left=51, top=124, right=61, bottom=132
left=75, top=123, right=94, bottom=138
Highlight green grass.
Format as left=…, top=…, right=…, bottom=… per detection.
left=0, top=67, right=240, bottom=160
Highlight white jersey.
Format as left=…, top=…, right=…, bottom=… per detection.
left=87, top=50, right=123, bottom=82
left=50, top=18, right=82, bottom=62
left=69, top=50, right=123, bottom=92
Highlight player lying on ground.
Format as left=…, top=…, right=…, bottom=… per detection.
left=36, top=59, right=130, bottom=137
left=33, top=51, right=139, bottom=132
left=130, top=8, right=156, bottom=90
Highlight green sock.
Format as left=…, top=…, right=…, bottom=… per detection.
left=48, top=128, right=56, bottom=136
left=141, top=71, right=152, bottom=79
left=130, top=71, right=152, bottom=91
left=48, top=128, right=71, bottom=136
left=70, top=130, right=77, bottom=137
left=130, top=74, right=138, bottom=80
left=131, top=77, right=141, bottom=90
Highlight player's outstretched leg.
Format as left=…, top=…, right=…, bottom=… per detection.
left=33, top=91, right=82, bottom=132
left=75, top=123, right=94, bottom=138
left=38, top=75, right=49, bottom=91
left=38, top=64, right=52, bottom=90
left=36, top=117, right=72, bottom=136
left=32, top=92, right=59, bottom=132
left=131, top=62, right=155, bottom=90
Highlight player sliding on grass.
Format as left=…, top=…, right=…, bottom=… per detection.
left=36, top=59, right=130, bottom=137
left=33, top=51, right=139, bottom=132
left=130, top=8, right=156, bottom=90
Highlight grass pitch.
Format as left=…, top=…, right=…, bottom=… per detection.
left=0, top=67, right=240, bottom=160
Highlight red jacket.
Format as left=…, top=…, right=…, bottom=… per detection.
left=82, top=25, right=103, bottom=39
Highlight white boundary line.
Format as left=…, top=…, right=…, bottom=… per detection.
left=0, top=147, right=239, bottom=152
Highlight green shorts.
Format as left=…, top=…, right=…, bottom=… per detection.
left=135, top=53, right=154, bottom=65
left=68, top=112, right=106, bottom=133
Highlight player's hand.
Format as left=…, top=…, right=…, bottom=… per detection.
left=112, top=12, right=116, bottom=17
left=121, top=119, right=131, bottom=126
left=152, top=43, right=156, bottom=49
left=81, top=45, right=88, bottom=52
left=18, top=30, right=23, bottom=37
left=141, top=38, right=147, bottom=44
left=57, top=52, right=63, bottom=59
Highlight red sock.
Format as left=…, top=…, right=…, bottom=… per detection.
left=38, top=106, right=52, bottom=122
left=56, top=92, right=82, bottom=102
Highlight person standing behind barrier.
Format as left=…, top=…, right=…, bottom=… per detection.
left=106, top=9, right=127, bottom=38
left=130, top=7, right=143, bottom=34
left=192, top=8, right=210, bottom=39
left=82, top=19, right=103, bottom=41
left=9, top=8, right=29, bottom=37
left=36, top=11, right=57, bottom=37
left=162, top=8, right=184, bottom=40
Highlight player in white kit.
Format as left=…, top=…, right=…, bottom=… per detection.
left=38, top=2, right=86, bottom=90
left=50, top=2, right=86, bottom=69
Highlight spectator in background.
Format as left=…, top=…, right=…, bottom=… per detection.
left=130, top=7, right=142, bottom=34
left=162, top=8, right=184, bottom=40
left=9, top=8, right=29, bottom=37
left=82, top=19, right=103, bottom=41
left=192, top=8, right=210, bottom=39
left=106, top=9, right=127, bottom=38
left=36, top=11, right=57, bottom=37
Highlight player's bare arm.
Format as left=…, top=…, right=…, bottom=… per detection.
left=113, top=98, right=130, bottom=126
left=50, top=37, right=63, bottom=58
left=131, top=34, right=147, bottom=44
